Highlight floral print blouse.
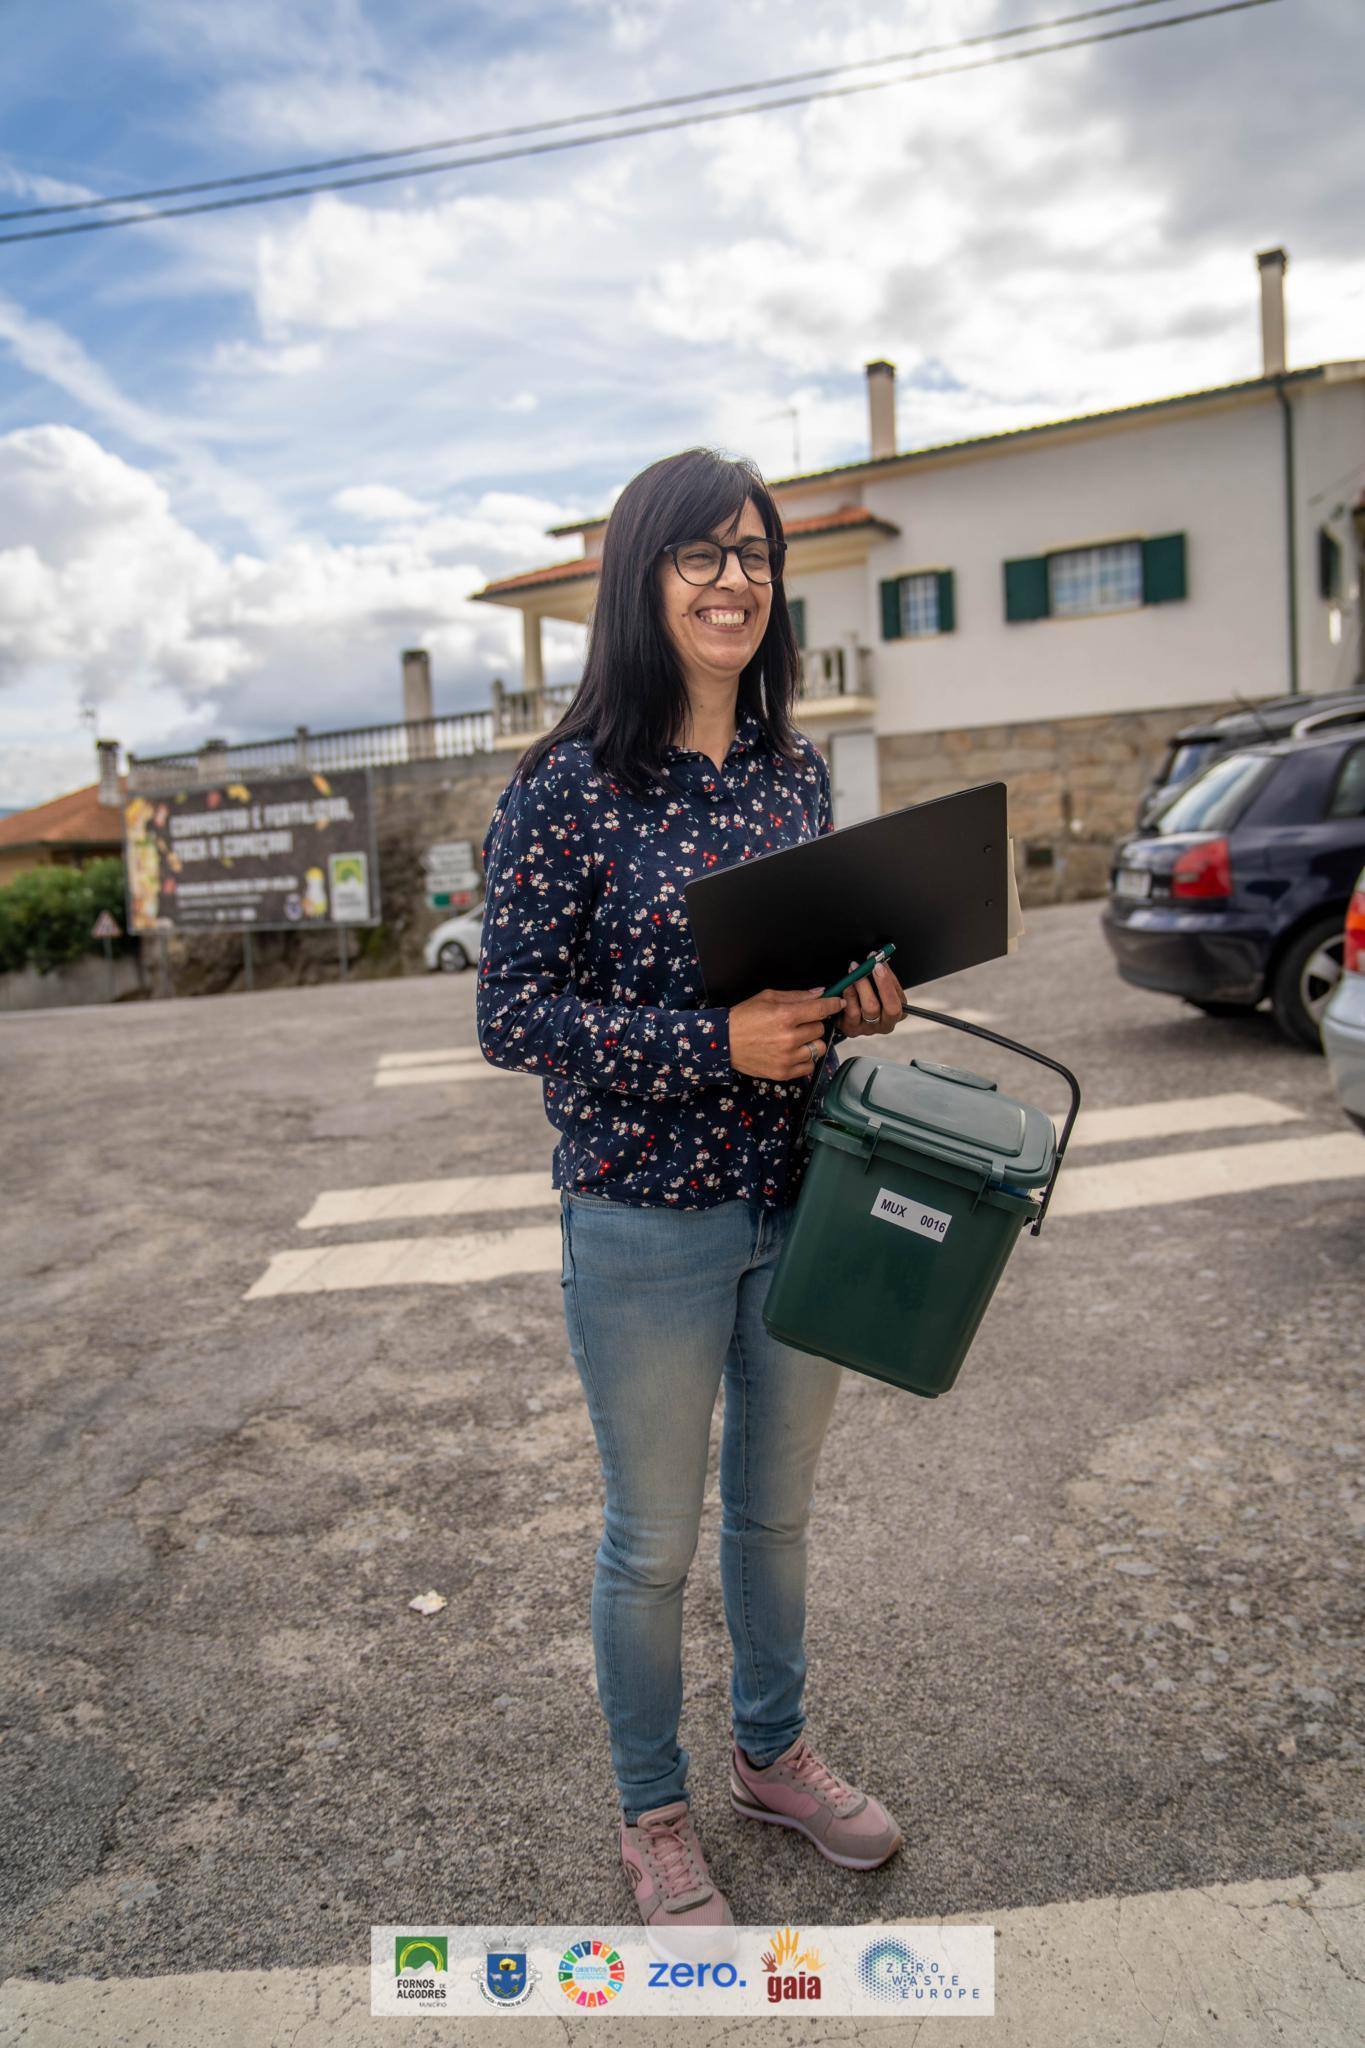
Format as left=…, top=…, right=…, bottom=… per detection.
left=476, top=708, right=842, bottom=1209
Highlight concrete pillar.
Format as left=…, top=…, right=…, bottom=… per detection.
left=865, top=359, right=897, bottom=460
left=522, top=609, right=544, bottom=691
left=1257, top=248, right=1288, bottom=375
left=96, top=738, right=121, bottom=807
left=402, top=648, right=434, bottom=723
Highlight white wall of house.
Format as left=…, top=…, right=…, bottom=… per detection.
left=777, top=378, right=1365, bottom=737
left=784, top=559, right=865, bottom=651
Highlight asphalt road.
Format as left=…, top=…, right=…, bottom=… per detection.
left=1, top=901, right=1361, bottom=1994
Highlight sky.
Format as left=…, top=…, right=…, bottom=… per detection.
left=0, top=0, right=1362, bottom=809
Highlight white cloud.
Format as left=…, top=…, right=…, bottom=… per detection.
left=0, top=424, right=584, bottom=807
left=331, top=483, right=436, bottom=523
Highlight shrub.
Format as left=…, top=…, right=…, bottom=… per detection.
left=0, top=857, right=132, bottom=975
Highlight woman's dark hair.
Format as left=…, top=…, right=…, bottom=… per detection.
left=511, top=447, right=804, bottom=799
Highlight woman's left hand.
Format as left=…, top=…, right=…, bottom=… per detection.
left=837, top=955, right=907, bottom=1040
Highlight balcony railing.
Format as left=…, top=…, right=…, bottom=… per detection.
left=126, top=654, right=868, bottom=792
left=798, top=643, right=872, bottom=699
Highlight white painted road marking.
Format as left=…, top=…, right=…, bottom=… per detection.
left=375, top=1062, right=518, bottom=1087
left=1047, top=1131, right=1365, bottom=1217
left=376, top=1047, right=490, bottom=1070
left=300, top=1171, right=553, bottom=1229
left=245, top=1225, right=562, bottom=1298
left=246, top=1131, right=1365, bottom=1296
left=1068, top=1092, right=1301, bottom=1148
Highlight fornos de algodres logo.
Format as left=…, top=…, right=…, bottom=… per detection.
left=394, top=1934, right=448, bottom=2002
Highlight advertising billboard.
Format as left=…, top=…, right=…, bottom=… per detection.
left=124, top=769, right=380, bottom=934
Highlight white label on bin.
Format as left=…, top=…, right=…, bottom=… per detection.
left=871, top=1186, right=952, bottom=1242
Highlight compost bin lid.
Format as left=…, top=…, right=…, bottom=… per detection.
left=821, top=1053, right=1056, bottom=1186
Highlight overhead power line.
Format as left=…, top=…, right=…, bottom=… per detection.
left=0, top=1, right=1199, bottom=224
left=0, top=0, right=1281, bottom=249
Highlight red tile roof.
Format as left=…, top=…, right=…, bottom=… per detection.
left=472, top=505, right=899, bottom=601
left=0, top=777, right=128, bottom=853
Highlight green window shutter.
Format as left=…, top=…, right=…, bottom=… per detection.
left=1142, top=532, right=1187, bottom=604
left=788, top=596, right=806, bottom=648
left=1004, top=556, right=1049, bottom=622
left=936, top=569, right=956, bottom=633
left=880, top=577, right=904, bottom=640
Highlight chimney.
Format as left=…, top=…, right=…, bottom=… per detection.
left=96, top=738, right=120, bottom=808
left=1256, top=247, right=1288, bottom=376
left=402, top=647, right=434, bottom=724
left=865, top=359, right=897, bottom=460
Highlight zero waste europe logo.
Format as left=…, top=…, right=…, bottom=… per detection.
left=858, top=1936, right=985, bottom=2006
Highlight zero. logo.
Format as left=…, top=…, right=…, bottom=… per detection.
left=647, top=1960, right=746, bottom=1989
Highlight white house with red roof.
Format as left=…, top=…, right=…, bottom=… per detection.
left=473, top=251, right=1364, bottom=883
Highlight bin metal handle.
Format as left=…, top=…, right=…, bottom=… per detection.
left=897, top=1003, right=1081, bottom=1237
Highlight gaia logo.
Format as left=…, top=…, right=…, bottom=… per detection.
left=473, top=1948, right=539, bottom=2006
left=761, top=1924, right=824, bottom=2004
left=394, top=1934, right=448, bottom=2002
left=558, top=1938, right=625, bottom=2008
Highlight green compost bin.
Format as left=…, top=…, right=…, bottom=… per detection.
left=763, top=1048, right=1061, bottom=1399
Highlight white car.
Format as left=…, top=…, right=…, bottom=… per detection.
left=423, top=905, right=484, bottom=973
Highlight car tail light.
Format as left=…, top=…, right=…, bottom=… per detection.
left=1170, top=836, right=1232, bottom=900
left=1345, top=882, right=1365, bottom=975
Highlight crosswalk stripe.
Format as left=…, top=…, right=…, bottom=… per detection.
left=246, top=1131, right=1365, bottom=1295
left=244, top=1225, right=562, bottom=1298
left=300, top=1171, right=553, bottom=1229
left=1047, top=1131, right=1364, bottom=1217
left=376, top=1047, right=489, bottom=1069
left=294, top=1097, right=1308, bottom=1231
left=1068, top=1092, right=1301, bottom=1148
left=375, top=1062, right=517, bottom=1087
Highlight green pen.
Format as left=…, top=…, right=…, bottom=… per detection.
left=821, top=942, right=896, bottom=1001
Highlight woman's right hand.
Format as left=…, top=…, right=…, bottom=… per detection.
left=727, top=987, right=846, bottom=1081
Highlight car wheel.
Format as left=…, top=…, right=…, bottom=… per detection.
left=1184, top=999, right=1259, bottom=1018
left=437, top=940, right=470, bottom=973
left=1269, top=915, right=1345, bottom=1051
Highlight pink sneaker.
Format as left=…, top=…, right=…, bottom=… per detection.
left=729, top=1732, right=903, bottom=1870
left=620, top=1799, right=737, bottom=1963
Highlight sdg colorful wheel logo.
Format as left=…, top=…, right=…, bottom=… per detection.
left=558, top=1938, right=625, bottom=2008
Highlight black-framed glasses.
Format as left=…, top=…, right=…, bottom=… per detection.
left=660, top=536, right=787, bottom=586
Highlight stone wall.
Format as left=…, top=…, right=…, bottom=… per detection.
left=879, top=700, right=1234, bottom=907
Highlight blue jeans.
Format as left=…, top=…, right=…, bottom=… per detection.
left=559, top=1190, right=843, bottom=1825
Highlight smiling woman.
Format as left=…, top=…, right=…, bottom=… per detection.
left=474, top=445, right=906, bottom=1955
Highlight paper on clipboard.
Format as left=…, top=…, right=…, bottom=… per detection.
left=1006, top=836, right=1025, bottom=954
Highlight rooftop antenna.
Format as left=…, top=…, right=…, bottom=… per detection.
left=761, top=403, right=800, bottom=472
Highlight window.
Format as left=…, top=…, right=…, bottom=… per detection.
left=1004, top=532, right=1187, bottom=621
left=1319, top=527, right=1343, bottom=602
left=787, top=596, right=806, bottom=649
left=901, top=574, right=940, bottom=635
left=1049, top=542, right=1142, bottom=616
left=1152, top=751, right=1275, bottom=835
left=1327, top=743, right=1365, bottom=820
left=879, top=569, right=956, bottom=639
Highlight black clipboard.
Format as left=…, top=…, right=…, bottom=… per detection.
left=683, top=780, right=1010, bottom=1006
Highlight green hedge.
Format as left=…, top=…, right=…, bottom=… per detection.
left=0, top=857, right=132, bottom=975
